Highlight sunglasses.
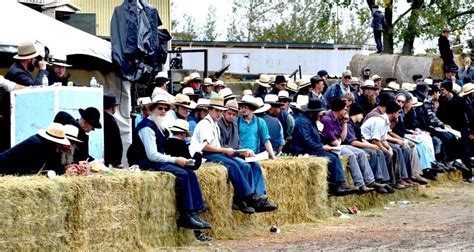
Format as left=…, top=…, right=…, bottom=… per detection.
left=344, top=76, right=352, bottom=79
left=396, top=100, right=405, bottom=104
left=157, top=106, right=169, bottom=111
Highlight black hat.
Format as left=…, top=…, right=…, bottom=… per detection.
left=310, top=76, right=323, bottom=85
left=371, top=4, right=379, bottom=9
left=103, top=93, right=118, bottom=109
left=378, top=92, right=394, bottom=107
left=386, top=101, right=401, bottom=114
left=317, top=70, right=328, bottom=77
left=330, top=98, right=347, bottom=112
left=432, top=78, right=443, bottom=84
left=349, top=103, right=364, bottom=116
left=274, top=75, right=287, bottom=84
left=301, top=99, right=324, bottom=112
left=429, top=84, right=440, bottom=92
left=412, top=74, right=423, bottom=81
left=415, top=84, right=432, bottom=92
left=446, top=64, right=459, bottom=72
left=385, top=77, right=397, bottom=85
left=441, top=80, right=453, bottom=92
left=79, top=107, right=102, bottom=129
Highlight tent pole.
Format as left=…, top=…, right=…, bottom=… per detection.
left=130, top=81, right=137, bottom=132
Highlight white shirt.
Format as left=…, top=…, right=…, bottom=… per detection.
left=151, top=87, right=174, bottom=101
left=162, top=110, right=178, bottom=129
left=0, top=75, right=16, bottom=92
left=191, top=114, right=221, bottom=148
left=361, top=114, right=390, bottom=141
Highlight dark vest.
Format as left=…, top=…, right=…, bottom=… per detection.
left=260, top=114, right=282, bottom=153
left=278, top=111, right=289, bottom=138
left=127, top=118, right=168, bottom=165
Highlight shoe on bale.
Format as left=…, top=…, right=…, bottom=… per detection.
left=178, top=212, right=204, bottom=229
left=232, top=201, right=255, bottom=214
left=190, top=212, right=211, bottom=229
left=251, top=199, right=278, bottom=213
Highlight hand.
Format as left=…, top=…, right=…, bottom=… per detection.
left=323, top=145, right=331, bottom=152
left=469, top=133, right=474, bottom=140
left=369, top=144, right=380, bottom=150
left=397, top=139, right=405, bottom=147
left=387, top=148, right=394, bottom=157
left=222, top=148, right=235, bottom=156
left=240, top=150, right=254, bottom=158
left=445, top=124, right=452, bottom=129
left=450, top=75, right=456, bottom=82
left=175, top=157, right=187, bottom=167
left=270, top=154, right=278, bottom=160
left=38, top=60, right=47, bottom=70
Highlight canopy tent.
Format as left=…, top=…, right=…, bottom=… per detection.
left=0, top=1, right=111, bottom=63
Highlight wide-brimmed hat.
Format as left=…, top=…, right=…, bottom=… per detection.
left=242, top=89, right=253, bottom=96
left=104, top=93, right=119, bottom=109
left=137, top=97, right=152, bottom=106
left=301, top=99, right=324, bottom=112
left=37, top=123, right=71, bottom=146
left=180, top=76, right=191, bottom=85
left=218, top=87, right=239, bottom=100
left=155, top=71, right=170, bottom=83
left=350, top=77, right=362, bottom=86
left=446, top=64, right=458, bottom=73
left=64, top=124, right=83, bottom=143
left=383, top=81, right=400, bottom=91
left=49, top=52, right=72, bottom=67
left=453, top=83, right=462, bottom=94
left=371, top=74, right=382, bottom=81
left=460, top=83, right=474, bottom=97
left=208, top=96, right=228, bottom=110
left=182, top=87, right=200, bottom=98
left=286, top=80, right=299, bottom=92
left=255, top=74, right=271, bottom=88
left=254, top=97, right=271, bottom=114
left=274, top=75, right=287, bottom=84
left=264, top=94, right=283, bottom=106
left=423, top=78, right=433, bottom=85
left=239, top=95, right=260, bottom=110
left=295, top=79, right=311, bottom=89
left=225, top=99, right=239, bottom=111
left=187, top=72, right=202, bottom=83
left=361, top=80, right=378, bottom=90
left=278, top=90, right=292, bottom=102
left=401, top=82, right=416, bottom=92
left=202, top=77, right=214, bottom=86
left=411, top=96, right=423, bottom=107
left=195, top=98, right=210, bottom=109
left=415, top=83, right=432, bottom=92
left=14, top=42, right=40, bottom=60
left=173, top=93, right=194, bottom=109
left=79, top=107, right=102, bottom=129
left=214, top=80, right=226, bottom=87
left=169, top=119, right=191, bottom=136
left=290, top=95, right=309, bottom=113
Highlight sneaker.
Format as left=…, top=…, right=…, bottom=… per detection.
left=232, top=201, right=255, bottom=214
left=194, top=230, right=213, bottom=242
left=252, top=199, right=278, bottom=213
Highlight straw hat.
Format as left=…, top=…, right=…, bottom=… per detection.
left=242, top=89, right=253, bottom=96
left=208, top=96, right=228, bottom=110
left=203, top=77, right=214, bottom=86
left=290, top=95, right=309, bottom=112
left=169, top=119, right=191, bottom=136
left=187, top=72, right=202, bottom=83
left=295, top=79, right=311, bottom=88
left=423, top=78, right=433, bottom=85
left=401, top=82, right=416, bottom=92
left=214, top=80, right=226, bottom=87
left=264, top=94, right=283, bottom=106
left=14, top=42, right=40, bottom=60
left=255, top=74, right=271, bottom=88
left=453, top=83, right=462, bottom=94
left=239, top=95, right=260, bottom=110
left=182, top=87, right=199, bottom=98
left=195, top=98, right=210, bottom=109
left=350, top=77, right=362, bottom=86
left=286, top=80, right=299, bottom=92
left=254, top=97, right=271, bottom=114
left=361, top=80, right=378, bottom=89
left=64, top=124, right=83, bottom=143
left=278, top=90, right=292, bottom=102
left=460, top=83, right=474, bottom=97
left=371, top=74, right=382, bottom=81
left=37, top=123, right=71, bottom=146
left=172, top=94, right=193, bottom=109
left=180, top=76, right=191, bottom=85
left=151, top=94, right=171, bottom=105
left=49, top=52, right=72, bottom=67
left=225, top=99, right=239, bottom=111
left=137, top=97, right=152, bottom=106
left=383, top=81, right=400, bottom=91
left=411, top=96, right=423, bottom=107
left=218, top=87, right=239, bottom=100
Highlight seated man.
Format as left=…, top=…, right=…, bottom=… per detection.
left=290, top=99, right=352, bottom=195
left=320, top=98, right=378, bottom=194
left=188, top=98, right=209, bottom=133
left=47, top=52, right=72, bottom=86
left=192, top=96, right=261, bottom=214
left=256, top=95, right=284, bottom=155
left=163, top=94, right=195, bottom=129
left=127, top=94, right=210, bottom=230
left=54, top=107, right=102, bottom=162
left=0, top=123, right=70, bottom=175
left=218, top=99, right=277, bottom=212
left=5, top=41, right=48, bottom=86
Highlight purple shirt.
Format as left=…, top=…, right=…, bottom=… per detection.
left=320, top=112, right=342, bottom=143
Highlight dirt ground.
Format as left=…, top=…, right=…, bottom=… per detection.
left=197, top=183, right=474, bottom=250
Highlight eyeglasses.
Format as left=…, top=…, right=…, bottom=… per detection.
left=396, top=100, right=405, bottom=104
left=157, top=106, right=169, bottom=111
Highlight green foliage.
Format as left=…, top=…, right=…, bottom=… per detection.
left=173, top=13, right=198, bottom=40
left=201, top=5, right=219, bottom=41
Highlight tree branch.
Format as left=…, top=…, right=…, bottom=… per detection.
left=449, top=9, right=474, bottom=20
left=392, top=6, right=413, bottom=27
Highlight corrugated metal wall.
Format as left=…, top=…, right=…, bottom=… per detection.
left=70, top=0, right=171, bottom=37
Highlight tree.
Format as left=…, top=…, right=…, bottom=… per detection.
left=227, top=7, right=245, bottom=41
left=172, top=13, right=198, bottom=40
left=201, top=5, right=219, bottom=41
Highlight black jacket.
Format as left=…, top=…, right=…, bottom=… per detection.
left=438, top=94, right=474, bottom=131
left=0, top=134, right=63, bottom=175
left=5, top=62, right=48, bottom=86
left=54, top=111, right=91, bottom=162
left=164, top=137, right=202, bottom=170
left=438, top=35, right=453, bottom=61
left=104, top=112, right=122, bottom=167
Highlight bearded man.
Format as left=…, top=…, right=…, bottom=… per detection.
left=358, top=80, right=380, bottom=116
left=5, top=42, right=48, bottom=86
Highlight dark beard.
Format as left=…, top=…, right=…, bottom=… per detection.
left=27, top=62, right=35, bottom=72
left=365, top=94, right=377, bottom=105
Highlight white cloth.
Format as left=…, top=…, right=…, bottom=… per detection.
left=191, top=114, right=221, bottom=148
left=162, top=110, right=178, bottom=129
left=0, top=75, right=17, bottom=92
left=361, top=114, right=390, bottom=141
left=151, top=87, right=173, bottom=101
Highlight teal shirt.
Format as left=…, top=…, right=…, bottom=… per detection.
left=235, top=115, right=270, bottom=153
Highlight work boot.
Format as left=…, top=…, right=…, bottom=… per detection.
left=190, top=212, right=211, bottom=229
left=358, top=185, right=375, bottom=194
left=251, top=198, right=278, bottom=213
left=411, top=175, right=428, bottom=185
left=232, top=200, right=255, bottom=214
left=177, top=212, right=204, bottom=229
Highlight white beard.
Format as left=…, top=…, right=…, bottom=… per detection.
left=60, top=148, right=75, bottom=166
left=151, top=114, right=165, bottom=131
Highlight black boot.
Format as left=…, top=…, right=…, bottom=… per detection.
left=177, top=211, right=204, bottom=229
left=190, top=212, right=211, bottom=229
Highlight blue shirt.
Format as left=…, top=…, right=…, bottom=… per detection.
left=235, top=115, right=270, bottom=153
left=291, top=114, right=324, bottom=154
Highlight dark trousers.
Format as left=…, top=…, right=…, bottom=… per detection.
left=138, top=160, right=204, bottom=211
left=374, top=30, right=383, bottom=52
left=307, top=150, right=346, bottom=185
left=203, top=153, right=254, bottom=200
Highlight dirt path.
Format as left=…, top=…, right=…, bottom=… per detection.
left=201, top=183, right=474, bottom=250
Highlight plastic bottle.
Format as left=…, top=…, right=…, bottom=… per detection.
left=90, top=77, right=98, bottom=88
left=42, top=74, right=48, bottom=87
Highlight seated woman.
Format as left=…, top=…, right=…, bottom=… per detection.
left=127, top=95, right=210, bottom=230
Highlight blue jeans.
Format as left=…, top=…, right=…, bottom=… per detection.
left=231, top=157, right=267, bottom=196
left=374, top=30, right=383, bottom=52
left=203, top=153, right=254, bottom=200
left=363, top=147, right=391, bottom=182
left=138, top=160, right=204, bottom=211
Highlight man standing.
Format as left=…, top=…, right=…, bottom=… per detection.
left=5, top=42, right=48, bottom=86
left=371, top=4, right=386, bottom=53
left=103, top=94, right=122, bottom=167
left=151, top=71, right=174, bottom=100
left=269, top=75, right=287, bottom=95
left=0, top=123, right=70, bottom=175
left=324, top=70, right=355, bottom=103
left=236, top=95, right=277, bottom=159
left=54, top=107, right=102, bottom=162
left=438, top=27, right=455, bottom=70
left=308, top=76, right=328, bottom=109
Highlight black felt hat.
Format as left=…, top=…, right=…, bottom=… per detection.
left=103, top=93, right=118, bottom=109
left=79, top=107, right=102, bottom=129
